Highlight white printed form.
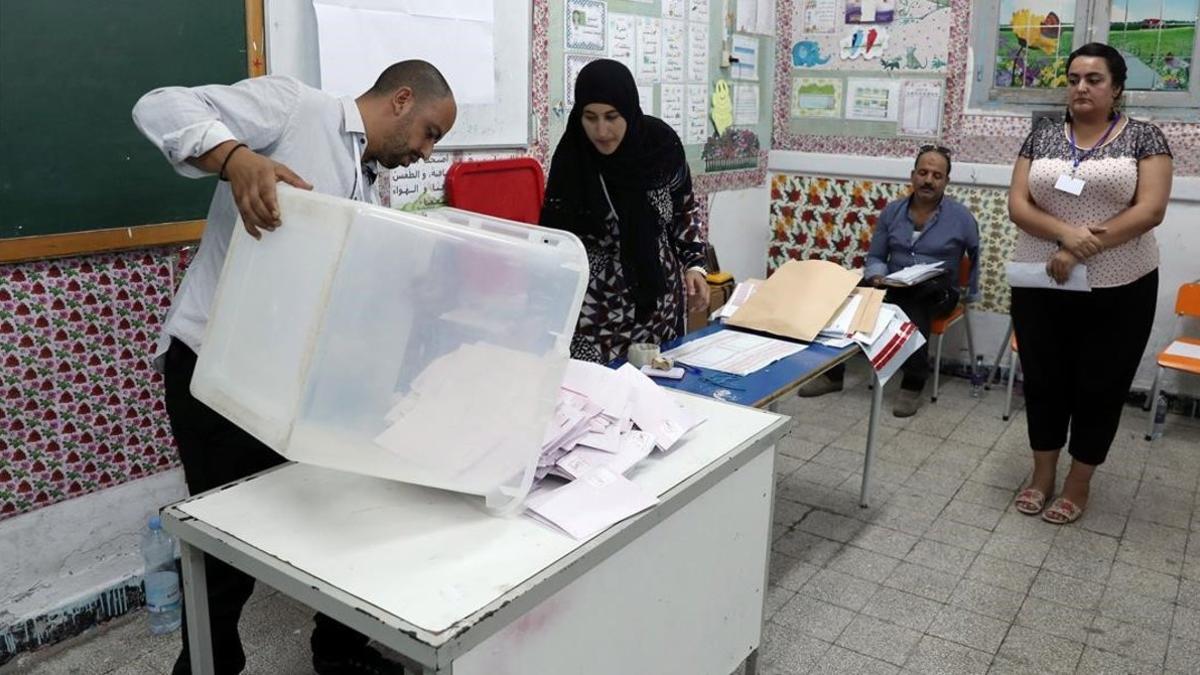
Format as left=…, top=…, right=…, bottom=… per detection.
left=662, top=331, right=806, bottom=376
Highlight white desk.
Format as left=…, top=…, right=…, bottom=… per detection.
left=163, top=392, right=790, bottom=675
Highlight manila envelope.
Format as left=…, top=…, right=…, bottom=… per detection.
left=727, top=260, right=862, bottom=342
left=849, top=287, right=886, bottom=335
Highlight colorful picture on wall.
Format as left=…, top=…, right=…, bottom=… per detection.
left=792, top=77, right=843, bottom=117
left=1108, top=0, right=1196, bottom=90
left=994, top=1, right=1074, bottom=88
left=845, top=0, right=896, bottom=23
left=791, top=0, right=948, bottom=73
left=841, top=26, right=890, bottom=60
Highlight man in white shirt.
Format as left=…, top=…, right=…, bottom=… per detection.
left=133, top=60, right=456, bottom=675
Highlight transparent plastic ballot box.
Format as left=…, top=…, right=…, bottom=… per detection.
left=191, top=186, right=588, bottom=514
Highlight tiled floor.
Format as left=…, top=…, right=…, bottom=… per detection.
left=759, top=364, right=1200, bottom=675
left=5, top=365, right=1199, bottom=675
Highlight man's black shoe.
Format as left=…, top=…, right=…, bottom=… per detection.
left=313, top=645, right=405, bottom=675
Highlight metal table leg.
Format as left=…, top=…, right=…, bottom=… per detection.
left=180, top=543, right=215, bottom=675
left=744, top=647, right=759, bottom=675
left=860, top=371, right=883, bottom=508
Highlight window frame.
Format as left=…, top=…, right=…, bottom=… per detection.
left=970, top=0, right=1200, bottom=113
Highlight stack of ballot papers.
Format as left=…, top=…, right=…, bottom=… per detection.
left=849, top=302, right=926, bottom=384
left=816, top=288, right=886, bottom=346
left=524, top=360, right=706, bottom=540
left=881, top=261, right=945, bottom=287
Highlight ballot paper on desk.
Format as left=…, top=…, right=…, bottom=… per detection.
left=525, top=363, right=702, bottom=539
left=524, top=467, right=659, bottom=540
left=1006, top=261, right=1090, bottom=292
left=661, top=329, right=806, bottom=376
left=880, top=261, right=945, bottom=287
left=817, top=288, right=886, bottom=340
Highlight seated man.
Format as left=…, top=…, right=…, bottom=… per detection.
left=799, top=145, right=979, bottom=417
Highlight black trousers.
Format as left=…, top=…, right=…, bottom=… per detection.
left=827, top=277, right=960, bottom=391
left=164, top=338, right=369, bottom=674
left=1010, top=269, right=1157, bottom=465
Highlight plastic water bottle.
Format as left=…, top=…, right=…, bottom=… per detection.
left=1150, top=394, right=1168, bottom=440
left=142, top=515, right=182, bottom=634
left=970, top=355, right=985, bottom=398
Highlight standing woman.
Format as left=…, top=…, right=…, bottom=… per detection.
left=541, top=59, right=709, bottom=363
left=1008, top=43, right=1172, bottom=524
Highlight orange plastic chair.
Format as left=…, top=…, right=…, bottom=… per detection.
left=1145, top=282, right=1200, bottom=440
left=930, top=254, right=976, bottom=403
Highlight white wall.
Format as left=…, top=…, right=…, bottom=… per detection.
left=769, top=151, right=1200, bottom=395
left=707, top=185, right=771, bottom=285
left=0, top=469, right=186, bottom=630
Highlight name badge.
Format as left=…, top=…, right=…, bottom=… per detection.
left=1055, top=174, right=1085, bottom=196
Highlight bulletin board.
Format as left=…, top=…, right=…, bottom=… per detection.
left=547, top=0, right=776, bottom=180
left=785, top=0, right=952, bottom=139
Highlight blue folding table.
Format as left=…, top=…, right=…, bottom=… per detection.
left=644, top=322, right=885, bottom=507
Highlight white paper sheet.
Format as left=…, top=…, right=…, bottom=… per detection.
left=662, top=19, right=686, bottom=83
left=637, top=85, right=655, bottom=114
left=845, top=78, right=900, bottom=122
left=663, top=0, right=686, bottom=19
left=660, top=84, right=685, bottom=138
left=735, top=0, right=776, bottom=35
left=883, top=261, right=945, bottom=286
left=687, top=21, right=709, bottom=83
left=608, top=13, right=637, bottom=73
left=556, top=430, right=657, bottom=479
left=313, top=0, right=495, bottom=104
left=662, top=330, right=806, bottom=376
left=734, top=84, right=760, bottom=125
left=561, top=359, right=629, bottom=418
left=856, top=304, right=926, bottom=385
left=731, top=34, right=760, bottom=80
left=636, top=17, right=663, bottom=82
left=524, top=467, right=658, bottom=540
left=565, top=0, right=607, bottom=52
left=1005, top=261, right=1091, bottom=292
left=616, top=364, right=705, bottom=451
left=800, top=0, right=838, bottom=34
left=688, top=0, right=710, bottom=24
left=686, top=84, right=709, bottom=144
left=716, top=279, right=763, bottom=319
left=899, top=79, right=944, bottom=138
left=1164, top=341, right=1200, bottom=360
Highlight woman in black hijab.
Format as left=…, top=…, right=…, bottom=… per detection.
left=541, top=59, right=709, bottom=363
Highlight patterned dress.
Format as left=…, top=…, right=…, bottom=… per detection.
left=563, top=164, right=707, bottom=364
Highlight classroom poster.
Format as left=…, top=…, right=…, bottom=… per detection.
left=662, top=19, right=686, bottom=83
left=800, top=0, right=838, bottom=34
left=637, top=85, right=655, bottom=114
left=565, top=0, right=607, bottom=52
left=898, top=79, right=943, bottom=137
left=688, top=0, right=709, bottom=24
left=663, top=0, right=686, bottom=20
left=636, top=16, right=663, bottom=82
left=731, top=34, right=760, bottom=80
left=791, top=77, right=843, bottom=118
left=608, top=13, right=637, bottom=73
left=565, top=54, right=600, bottom=106
left=733, top=84, right=760, bottom=125
left=660, top=84, right=685, bottom=138
left=686, top=84, right=709, bottom=144
left=687, top=21, right=709, bottom=83
left=844, top=78, right=900, bottom=121
left=789, top=0, right=950, bottom=73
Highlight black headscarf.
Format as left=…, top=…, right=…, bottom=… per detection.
left=541, top=59, right=686, bottom=317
